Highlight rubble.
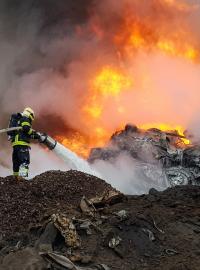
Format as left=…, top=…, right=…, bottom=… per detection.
left=114, top=210, right=128, bottom=220
left=0, top=170, right=116, bottom=239
left=51, top=214, right=81, bottom=248
left=35, top=222, right=57, bottom=252
left=81, top=190, right=124, bottom=211
left=108, top=236, right=122, bottom=249
left=79, top=220, right=93, bottom=235
left=0, top=247, right=49, bottom=270
left=0, top=171, right=199, bottom=270
left=89, top=124, right=200, bottom=187
left=142, top=229, right=155, bottom=242
left=41, top=252, right=111, bottom=270
left=80, top=196, right=97, bottom=217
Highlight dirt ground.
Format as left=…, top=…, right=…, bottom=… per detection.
left=0, top=170, right=200, bottom=270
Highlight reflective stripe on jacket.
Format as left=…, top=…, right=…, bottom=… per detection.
left=12, top=116, right=33, bottom=147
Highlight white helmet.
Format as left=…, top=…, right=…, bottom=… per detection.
left=23, top=107, right=35, bottom=121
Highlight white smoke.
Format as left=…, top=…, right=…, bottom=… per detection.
left=93, top=153, right=169, bottom=195
left=29, top=144, right=69, bottom=178
left=0, top=143, right=69, bottom=178
left=0, top=142, right=169, bottom=195
left=53, top=142, right=101, bottom=178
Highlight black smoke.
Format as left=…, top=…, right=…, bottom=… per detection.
left=0, top=0, right=93, bottom=135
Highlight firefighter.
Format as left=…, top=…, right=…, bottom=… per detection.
left=11, top=107, right=39, bottom=179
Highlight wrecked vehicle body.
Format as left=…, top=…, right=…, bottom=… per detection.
left=88, top=124, right=200, bottom=187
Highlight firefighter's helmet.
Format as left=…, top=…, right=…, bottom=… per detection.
left=23, top=107, right=35, bottom=121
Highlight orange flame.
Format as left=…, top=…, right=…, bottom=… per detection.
left=59, top=0, right=198, bottom=157
left=114, top=19, right=199, bottom=61
left=56, top=133, right=89, bottom=158
left=111, top=0, right=199, bottom=62
left=83, top=66, right=133, bottom=120
left=139, top=123, right=190, bottom=145
left=58, top=127, right=111, bottom=158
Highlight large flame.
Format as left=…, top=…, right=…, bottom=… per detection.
left=139, top=123, right=190, bottom=145
left=113, top=4, right=199, bottom=62
left=83, top=66, right=132, bottom=119
left=59, top=0, right=199, bottom=157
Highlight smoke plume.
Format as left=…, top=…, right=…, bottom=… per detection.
left=0, top=0, right=200, bottom=194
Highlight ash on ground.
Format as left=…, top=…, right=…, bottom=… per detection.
left=0, top=170, right=200, bottom=270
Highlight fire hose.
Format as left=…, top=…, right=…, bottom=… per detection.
left=0, top=126, right=22, bottom=134
left=0, top=127, right=103, bottom=177
left=0, top=127, right=57, bottom=151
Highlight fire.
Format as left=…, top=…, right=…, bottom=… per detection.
left=59, top=0, right=198, bottom=157
left=114, top=21, right=199, bottom=61
left=59, top=122, right=190, bottom=158
left=126, top=29, right=145, bottom=50
left=157, top=40, right=198, bottom=61
left=112, top=1, right=199, bottom=62
left=93, top=66, right=132, bottom=97
left=83, top=66, right=132, bottom=119
left=59, top=66, right=133, bottom=157
left=56, top=133, right=89, bottom=158
left=139, top=123, right=190, bottom=145
left=58, top=127, right=111, bottom=158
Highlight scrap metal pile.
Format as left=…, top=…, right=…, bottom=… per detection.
left=89, top=124, right=200, bottom=187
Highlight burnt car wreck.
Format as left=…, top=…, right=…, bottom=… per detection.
left=88, top=124, right=200, bottom=187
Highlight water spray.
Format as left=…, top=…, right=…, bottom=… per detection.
left=0, top=127, right=101, bottom=178
left=38, top=133, right=101, bottom=178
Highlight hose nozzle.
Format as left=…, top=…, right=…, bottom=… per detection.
left=37, top=132, right=57, bottom=150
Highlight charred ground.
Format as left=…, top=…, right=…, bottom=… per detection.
left=0, top=170, right=200, bottom=270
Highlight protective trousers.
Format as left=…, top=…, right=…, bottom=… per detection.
left=12, top=146, right=30, bottom=177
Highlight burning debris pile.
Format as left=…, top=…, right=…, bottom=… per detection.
left=0, top=170, right=200, bottom=270
left=89, top=124, right=200, bottom=187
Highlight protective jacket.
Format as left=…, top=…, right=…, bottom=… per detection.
left=12, top=115, right=36, bottom=147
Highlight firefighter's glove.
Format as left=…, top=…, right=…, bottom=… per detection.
left=36, top=132, right=47, bottom=143
left=31, top=131, right=41, bottom=140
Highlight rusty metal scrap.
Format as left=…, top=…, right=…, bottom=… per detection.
left=51, top=213, right=81, bottom=248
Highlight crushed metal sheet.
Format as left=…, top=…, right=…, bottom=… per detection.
left=41, top=252, right=79, bottom=269
left=95, top=265, right=111, bottom=270
left=80, top=196, right=97, bottom=217
left=89, top=190, right=124, bottom=206
left=151, top=217, right=165, bottom=234
left=109, top=236, right=122, bottom=249
left=142, top=228, right=156, bottom=241
left=51, top=214, right=81, bottom=248
left=74, top=218, right=103, bottom=234
left=165, top=249, right=179, bottom=256
left=41, top=252, right=111, bottom=270
left=114, top=210, right=128, bottom=220
left=79, top=220, right=92, bottom=235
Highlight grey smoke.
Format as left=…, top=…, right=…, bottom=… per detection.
left=0, top=0, right=200, bottom=195
left=93, top=153, right=169, bottom=195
